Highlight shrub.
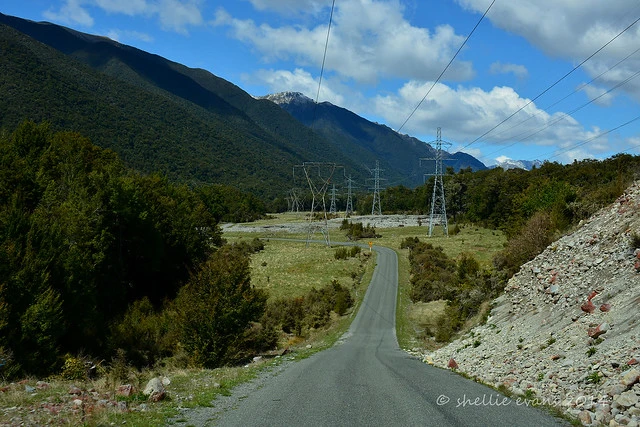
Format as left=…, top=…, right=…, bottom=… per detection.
left=400, top=236, right=420, bottom=250
left=334, top=247, right=349, bottom=260
left=494, top=211, right=554, bottom=276
left=174, top=245, right=269, bottom=368
left=109, top=297, right=176, bottom=368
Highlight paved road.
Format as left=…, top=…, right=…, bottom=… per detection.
left=214, top=245, right=566, bottom=426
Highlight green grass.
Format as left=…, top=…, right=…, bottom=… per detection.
left=246, top=239, right=370, bottom=300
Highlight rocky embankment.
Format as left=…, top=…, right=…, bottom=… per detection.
left=422, top=182, right=640, bottom=426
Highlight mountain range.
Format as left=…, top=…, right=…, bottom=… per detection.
left=0, top=12, right=487, bottom=201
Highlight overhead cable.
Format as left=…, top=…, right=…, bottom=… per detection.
left=396, top=0, right=496, bottom=134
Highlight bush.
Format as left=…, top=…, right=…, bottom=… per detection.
left=174, top=245, right=269, bottom=368
left=400, top=236, right=420, bottom=250
left=265, top=281, right=353, bottom=337
left=342, top=222, right=381, bottom=240
left=494, top=211, right=554, bottom=276
left=109, top=297, right=176, bottom=368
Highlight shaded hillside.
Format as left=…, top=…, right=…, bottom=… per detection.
left=0, top=13, right=369, bottom=199
left=262, top=92, right=487, bottom=188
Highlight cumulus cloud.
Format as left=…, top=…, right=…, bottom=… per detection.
left=243, top=0, right=331, bottom=15
left=214, top=0, right=474, bottom=85
left=371, top=80, right=599, bottom=151
left=490, top=61, right=528, bottom=79
left=44, top=0, right=94, bottom=27
left=43, top=0, right=203, bottom=34
left=579, top=84, right=616, bottom=107
left=458, top=0, right=640, bottom=100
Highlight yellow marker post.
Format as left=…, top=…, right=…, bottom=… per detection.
left=368, top=241, right=373, bottom=252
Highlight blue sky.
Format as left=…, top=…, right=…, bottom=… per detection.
left=3, top=0, right=640, bottom=165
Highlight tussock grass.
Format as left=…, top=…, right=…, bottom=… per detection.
left=248, top=239, right=368, bottom=300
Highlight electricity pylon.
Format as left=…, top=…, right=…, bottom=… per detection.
left=329, top=184, right=338, bottom=214
left=421, top=127, right=452, bottom=237
left=295, top=162, right=343, bottom=246
left=344, top=175, right=355, bottom=217
left=368, top=160, right=385, bottom=215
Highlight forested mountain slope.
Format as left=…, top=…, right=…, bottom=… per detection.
left=0, top=13, right=367, bottom=199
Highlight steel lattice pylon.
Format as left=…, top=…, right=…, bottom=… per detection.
left=329, top=184, right=338, bottom=214
left=344, top=175, right=355, bottom=217
left=421, top=127, right=452, bottom=237
left=368, top=160, right=384, bottom=216
left=295, top=162, right=343, bottom=246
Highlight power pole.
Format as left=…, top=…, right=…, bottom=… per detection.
left=329, top=184, right=338, bottom=214
left=421, top=127, right=452, bottom=237
left=288, top=188, right=302, bottom=213
left=368, top=160, right=385, bottom=216
left=295, top=162, right=343, bottom=246
left=344, top=175, right=355, bottom=217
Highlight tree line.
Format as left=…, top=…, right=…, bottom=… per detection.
left=0, top=121, right=312, bottom=379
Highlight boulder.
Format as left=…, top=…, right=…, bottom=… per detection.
left=588, top=323, right=610, bottom=339
left=143, top=377, right=166, bottom=402
left=116, top=384, right=134, bottom=397
left=615, top=390, right=638, bottom=407
left=581, top=300, right=596, bottom=313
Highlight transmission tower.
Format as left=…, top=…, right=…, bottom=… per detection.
left=329, top=184, right=338, bottom=214
left=295, top=162, right=343, bottom=246
left=344, top=175, right=355, bottom=217
left=288, top=188, right=302, bottom=213
left=421, top=127, right=452, bottom=237
left=368, top=160, right=385, bottom=216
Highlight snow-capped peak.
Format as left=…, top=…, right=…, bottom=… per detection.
left=260, top=92, right=314, bottom=106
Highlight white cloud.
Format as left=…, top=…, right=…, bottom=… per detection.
left=243, top=0, right=331, bottom=15
left=489, top=61, right=528, bottom=79
left=44, top=0, right=203, bottom=34
left=458, top=0, right=640, bottom=100
left=579, top=83, right=615, bottom=107
left=95, top=0, right=150, bottom=15
left=214, top=0, right=474, bottom=85
left=44, top=0, right=94, bottom=27
left=371, top=80, right=599, bottom=151
left=156, top=0, right=203, bottom=34
left=495, top=155, right=511, bottom=163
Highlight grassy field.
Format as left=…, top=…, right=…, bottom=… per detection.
left=235, top=238, right=371, bottom=300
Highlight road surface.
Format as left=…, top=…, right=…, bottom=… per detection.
left=210, top=245, right=566, bottom=426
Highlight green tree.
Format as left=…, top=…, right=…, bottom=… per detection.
left=175, top=245, right=268, bottom=367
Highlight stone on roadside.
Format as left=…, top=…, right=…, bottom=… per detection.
left=447, top=358, right=458, bottom=369
left=615, top=390, right=639, bottom=407
left=620, top=369, right=640, bottom=388
left=581, top=300, right=596, bottom=313
left=117, top=384, right=134, bottom=397
left=143, top=377, right=166, bottom=402
left=68, top=386, right=82, bottom=395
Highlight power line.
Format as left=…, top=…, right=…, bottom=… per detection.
left=477, top=68, right=640, bottom=163
left=462, top=14, right=640, bottom=151
left=487, top=46, right=640, bottom=144
left=311, top=0, right=337, bottom=129
left=542, top=113, right=640, bottom=161
left=396, top=0, right=495, bottom=134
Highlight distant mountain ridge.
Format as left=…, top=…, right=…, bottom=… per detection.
left=261, top=92, right=487, bottom=187
left=1, top=12, right=485, bottom=201
left=492, top=159, right=543, bottom=171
